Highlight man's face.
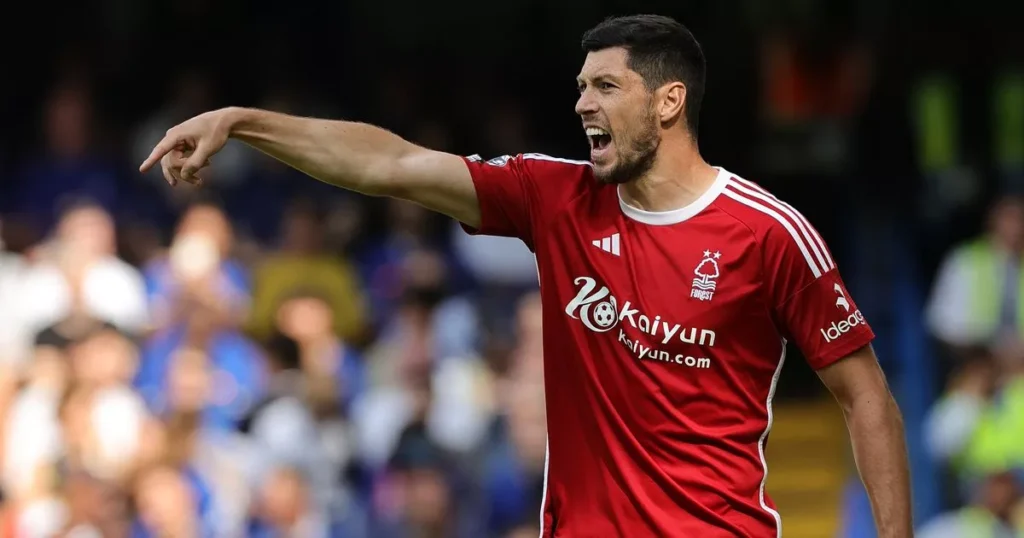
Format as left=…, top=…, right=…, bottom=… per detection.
left=576, top=47, right=660, bottom=185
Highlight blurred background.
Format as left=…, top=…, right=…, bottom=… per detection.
left=1, top=0, right=1023, bottom=536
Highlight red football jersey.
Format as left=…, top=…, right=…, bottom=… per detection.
left=461, top=153, right=875, bottom=537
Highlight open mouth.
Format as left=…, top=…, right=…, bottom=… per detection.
left=586, top=127, right=612, bottom=153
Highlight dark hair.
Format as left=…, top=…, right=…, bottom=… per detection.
left=581, top=14, right=706, bottom=134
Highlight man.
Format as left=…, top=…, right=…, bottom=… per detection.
left=142, top=14, right=911, bottom=538
left=926, top=195, right=1024, bottom=354
left=916, top=471, right=1023, bottom=538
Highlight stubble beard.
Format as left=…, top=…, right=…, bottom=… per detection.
left=594, top=111, right=661, bottom=186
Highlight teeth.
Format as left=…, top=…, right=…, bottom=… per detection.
left=585, top=127, right=609, bottom=137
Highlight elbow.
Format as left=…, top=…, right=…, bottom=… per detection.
left=343, top=158, right=401, bottom=198
left=357, top=147, right=420, bottom=198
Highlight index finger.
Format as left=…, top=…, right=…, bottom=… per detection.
left=139, top=134, right=179, bottom=173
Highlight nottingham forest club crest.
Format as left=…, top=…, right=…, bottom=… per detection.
left=690, top=249, right=721, bottom=302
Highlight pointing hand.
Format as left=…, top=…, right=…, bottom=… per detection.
left=139, top=108, right=235, bottom=186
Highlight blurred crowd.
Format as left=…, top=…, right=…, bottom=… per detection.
left=1, top=1, right=1023, bottom=535
left=0, top=83, right=546, bottom=537
left=920, top=195, right=1024, bottom=537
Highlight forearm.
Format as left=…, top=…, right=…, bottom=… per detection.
left=226, top=107, right=417, bottom=195
left=844, top=393, right=913, bottom=538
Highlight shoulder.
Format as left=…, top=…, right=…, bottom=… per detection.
left=714, top=169, right=835, bottom=279
left=465, top=152, right=595, bottom=218
left=520, top=152, right=593, bottom=169
left=714, top=170, right=814, bottom=240
left=467, top=152, right=593, bottom=187
left=519, top=153, right=595, bottom=206
left=947, top=237, right=992, bottom=262
left=468, top=152, right=592, bottom=170
left=932, top=238, right=983, bottom=280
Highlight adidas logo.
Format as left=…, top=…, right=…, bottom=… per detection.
left=592, top=233, right=621, bottom=256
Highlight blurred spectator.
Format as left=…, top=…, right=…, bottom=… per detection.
left=274, top=291, right=368, bottom=416
left=82, top=384, right=148, bottom=483
left=136, top=313, right=266, bottom=432
left=239, top=333, right=344, bottom=516
left=68, top=325, right=139, bottom=389
left=150, top=347, right=254, bottom=536
left=925, top=347, right=1024, bottom=496
left=927, top=195, right=1024, bottom=356
left=373, top=424, right=484, bottom=538
left=248, top=199, right=369, bottom=345
left=249, top=466, right=338, bottom=538
left=62, top=325, right=148, bottom=484
left=513, top=291, right=543, bottom=361
left=18, top=201, right=149, bottom=342
left=480, top=291, right=546, bottom=536
left=450, top=218, right=538, bottom=339
left=143, top=201, right=250, bottom=330
left=357, top=199, right=471, bottom=331
left=0, top=219, right=31, bottom=365
left=917, top=471, right=1024, bottom=538
left=368, top=248, right=480, bottom=374
left=61, top=471, right=130, bottom=537
left=355, top=279, right=494, bottom=468
left=7, top=84, right=119, bottom=238
left=2, top=339, right=71, bottom=503
left=131, top=463, right=208, bottom=538
left=480, top=382, right=547, bottom=537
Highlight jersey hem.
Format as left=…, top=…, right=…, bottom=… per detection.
left=808, top=336, right=875, bottom=370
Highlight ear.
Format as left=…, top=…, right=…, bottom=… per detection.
left=655, top=82, right=687, bottom=124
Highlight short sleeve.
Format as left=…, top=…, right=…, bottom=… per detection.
left=460, top=154, right=537, bottom=248
left=460, top=153, right=591, bottom=252
left=763, top=223, right=875, bottom=370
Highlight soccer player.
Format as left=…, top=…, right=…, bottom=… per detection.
left=141, top=14, right=912, bottom=538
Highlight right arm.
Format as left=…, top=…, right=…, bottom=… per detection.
left=144, top=107, right=483, bottom=228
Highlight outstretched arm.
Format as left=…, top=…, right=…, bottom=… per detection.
left=817, top=345, right=913, bottom=538
left=140, top=107, right=481, bottom=228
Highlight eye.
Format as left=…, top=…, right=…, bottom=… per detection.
left=577, top=83, right=587, bottom=94
left=599, top=82, right=616, bottom=91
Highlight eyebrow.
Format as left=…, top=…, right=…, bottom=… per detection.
left=577, top=73, right=622, bottom=86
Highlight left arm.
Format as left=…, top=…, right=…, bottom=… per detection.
left=755, top=203, right=913, bottom=536
left=817, top=345, right=912, bottom=538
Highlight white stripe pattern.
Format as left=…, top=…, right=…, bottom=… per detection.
left=727, top=178, right=833, bottom=273
left=730, top=176, right=835, bottom=271
left=757, top=342, right=787, bottom=537
left=538, top=437, right=550, bottom=537
left=534, top=258, right=548, bottom=538
left=523, top=153, right=593, bottom=167
left=722, top=181, right=825, bottom=279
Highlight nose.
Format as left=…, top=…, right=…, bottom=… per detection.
left=575, top=90, right=598, bottom=116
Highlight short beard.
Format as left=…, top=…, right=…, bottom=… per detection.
left=594, top=110, right=660, bottom=185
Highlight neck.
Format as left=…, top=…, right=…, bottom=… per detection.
left=618, top=141, right=718, bottom=213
